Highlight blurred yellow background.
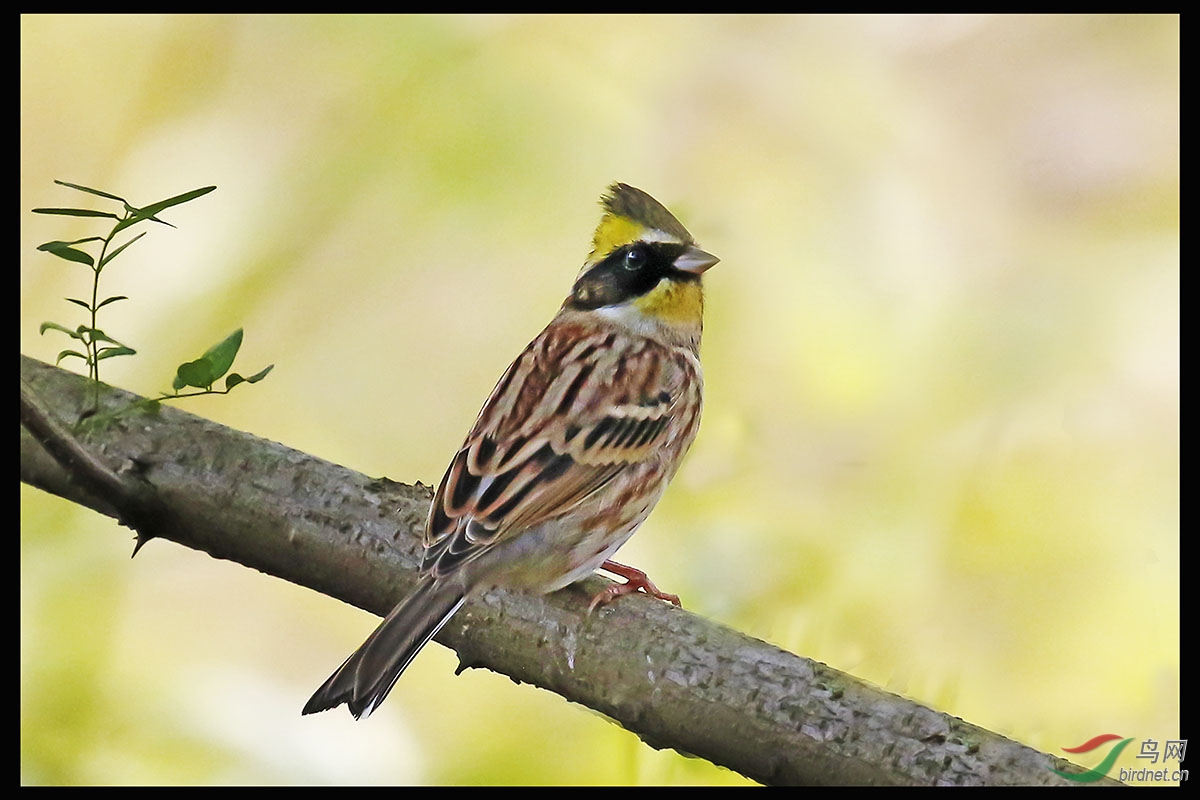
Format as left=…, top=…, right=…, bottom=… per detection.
left=21, top=14, right=1178, bottom=786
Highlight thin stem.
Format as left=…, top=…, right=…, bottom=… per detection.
left=161, top=388, right=234, bottom=400
left=85, top=213, right=124, bottom=412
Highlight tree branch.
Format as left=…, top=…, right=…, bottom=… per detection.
left=18, top=355, right=1109, bottom=786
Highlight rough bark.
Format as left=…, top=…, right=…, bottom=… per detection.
left=19, top=354, right=1110, bottom=786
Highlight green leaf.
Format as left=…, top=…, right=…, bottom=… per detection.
left=112, top=212, right=169, bottom=235
left=55, top=349, right=89, bottom=365
left=224, top=363, right=274, bottom=391
left=175, top=358, right=216, bottom=390
left=138, top=185, right=217, bottom=217
left=54, top=180, right=127, bottom=203
left=112, top=185, right=216, bottom=235
left=98, top=232, right=147, bottom=268
left=39, top=236, right=104, bottom=248
left=96, top=295, right=129, bottom=310
left=202, top=328, right=243, bottom=381
left=173, top=329, right=244, bottom=390
left=77, top=327, right=129, bottom=348
left=65, top=298, right=92, bottom=310
left=31, top=207, right=122, bottom=220
left=40, top=321, right=84, bottom=340
left=226, top=364, right=274, bottom=390
left=96, top=346, right=136, bottom=361
left=37, top=241, right=95, bottom=266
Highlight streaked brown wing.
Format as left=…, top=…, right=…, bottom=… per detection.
left=421, top=316, right=693, bottom=578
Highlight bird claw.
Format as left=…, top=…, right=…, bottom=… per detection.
left=587, top=559, right=682, bottom=613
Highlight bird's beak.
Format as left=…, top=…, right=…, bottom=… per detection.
left=673, top=245, right=720, bottom=275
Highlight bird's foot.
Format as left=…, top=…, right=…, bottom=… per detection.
left=588, top=559, right=682, bottom=613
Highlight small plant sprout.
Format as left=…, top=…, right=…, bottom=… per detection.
left=33, top=180, right=272, bottom=413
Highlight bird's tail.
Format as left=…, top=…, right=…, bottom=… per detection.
left=302, top=579, right=466, bottom=719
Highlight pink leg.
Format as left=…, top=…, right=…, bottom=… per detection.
left=588, top=560, right=682, bottom=613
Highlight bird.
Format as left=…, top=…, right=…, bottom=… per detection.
left=303, top=183, right=718, bottom=719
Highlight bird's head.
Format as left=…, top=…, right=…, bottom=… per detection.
left=566, top=183, right=718, bottom=341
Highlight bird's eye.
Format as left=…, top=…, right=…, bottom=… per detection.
left=623, top=246, right=647, bottom=271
